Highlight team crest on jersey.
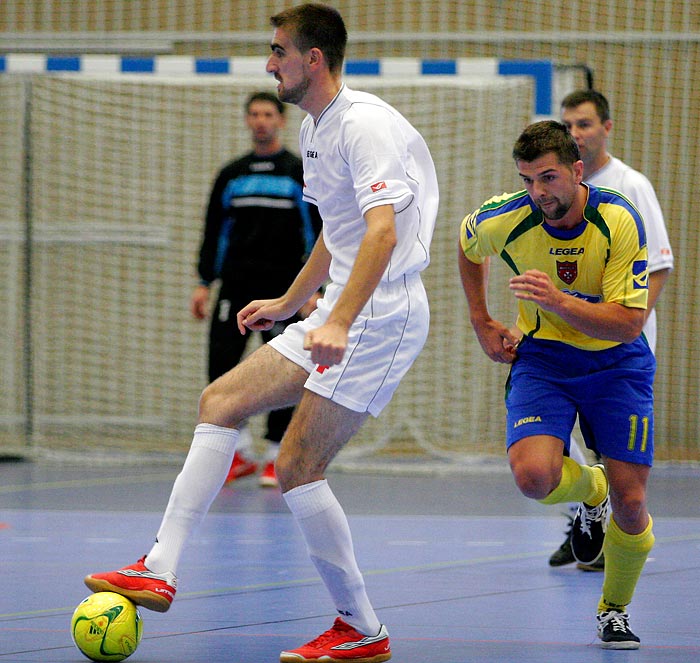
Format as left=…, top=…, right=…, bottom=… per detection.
left=557, top=260, right=577, bottom=285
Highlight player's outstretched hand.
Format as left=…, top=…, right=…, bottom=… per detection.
left=237, top=298, right=292, bottom=334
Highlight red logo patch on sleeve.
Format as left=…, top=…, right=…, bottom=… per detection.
left=370, top=181, right=387, bottom=192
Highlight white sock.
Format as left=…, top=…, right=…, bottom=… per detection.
left=145, top=423, right=238, bottom=575
left=284, top=479, right=381, bottom=636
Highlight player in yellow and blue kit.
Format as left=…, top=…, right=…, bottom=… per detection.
left=458, top=120, right=655, bottom=649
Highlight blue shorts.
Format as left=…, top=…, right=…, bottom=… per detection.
left=505, top=336, right=656, bottom=466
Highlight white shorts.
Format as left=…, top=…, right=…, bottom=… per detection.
left=268, top=273, right=429, bottom=417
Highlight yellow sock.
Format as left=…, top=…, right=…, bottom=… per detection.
left=539, top=456, right=607, bottom=506
left=598, top=515, right=655, bottom=613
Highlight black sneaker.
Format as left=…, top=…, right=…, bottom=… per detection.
left=571, top=464, right=609, bottom=565
left=548, top=514, right=575, bottom=566
left=597, top=610, right=640, bottom=649
left=577, top=552, right=605, bottom=572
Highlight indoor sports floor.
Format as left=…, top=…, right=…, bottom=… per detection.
left=1, top=456, right=699, bottom=663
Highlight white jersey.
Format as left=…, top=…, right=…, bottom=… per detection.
left=586, top=155, right=673, bottom=352
left=299, top=84, right=439, bottom=285
left=270, top=84, right=438, bottom=416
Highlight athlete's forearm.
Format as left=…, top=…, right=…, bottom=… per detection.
left=552, top=296, right=645, bottom=343
left=509, top=268, right=645, bottom=343
left=457, top=246, right=491, bottom=324
left=326, top=204, right=397, bottom=331
left=283, top=234, right=331, bottom=312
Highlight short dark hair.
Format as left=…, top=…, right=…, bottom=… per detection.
left=270, top=3, right=347, bottom=75
left=246, top=91, right=285, bottom=115
left=512, top=120, right=581, bottom=165
left=561, top=89, right=611, bottom=123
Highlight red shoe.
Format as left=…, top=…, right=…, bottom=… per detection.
left=280, top=618, right=391, bottom=662
left=225, top=451, right=258, bottom=483
left=259, top=461, right=279, bottom=488
left=84, top=556, right=177, bottom=613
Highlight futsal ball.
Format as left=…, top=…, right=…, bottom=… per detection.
left=71, top=592, right=143, bottom=662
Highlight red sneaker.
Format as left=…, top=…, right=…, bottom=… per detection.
left=84, top=556, right=177, bottom=613
left=280, top=618, right=391, bottom=662
left=225, top=451, right=258, bottom=483
left=259, top=461, right=279, bottom=488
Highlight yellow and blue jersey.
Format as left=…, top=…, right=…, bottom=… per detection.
left=460, top=183, right=649, bottom=350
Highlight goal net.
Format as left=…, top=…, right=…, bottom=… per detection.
left=1, top=72, right=533, bottom=467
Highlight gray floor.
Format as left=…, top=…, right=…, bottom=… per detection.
left=1, top=457, right=699, bottom=662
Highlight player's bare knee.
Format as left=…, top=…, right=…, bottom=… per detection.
left=197, top=382, right=220, bottom=419
left=197, top=381, right=243, bottom=428
left=511, top=464, right=556, bottom=500
left=610, top=493, right=648, bottom=531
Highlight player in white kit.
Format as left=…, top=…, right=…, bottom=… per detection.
left=84, top=4, right=438, bottom=662
left=269, top=83, right=438, bottom=416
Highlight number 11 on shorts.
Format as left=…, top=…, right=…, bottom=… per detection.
left=627, top=414, right=650, bottom=453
